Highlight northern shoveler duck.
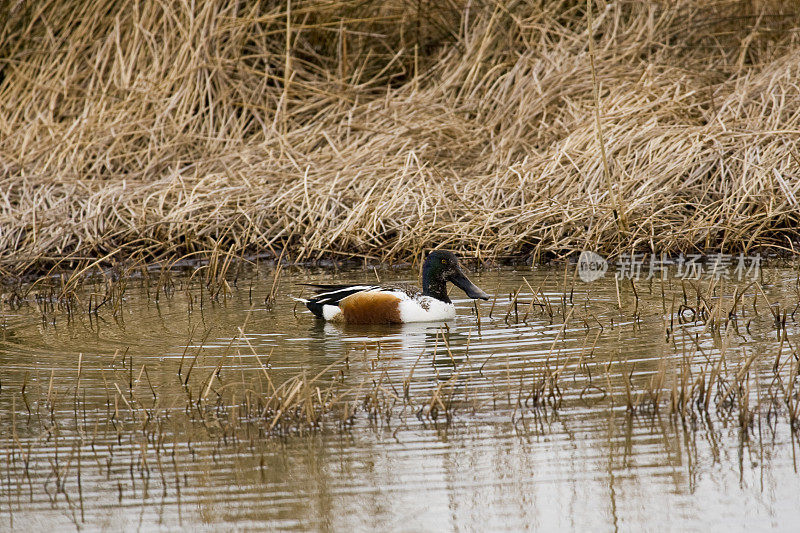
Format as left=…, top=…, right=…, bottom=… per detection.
left=295, top=251, right=490, bottom=324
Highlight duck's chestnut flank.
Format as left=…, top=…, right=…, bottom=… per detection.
left=337, top=291, right=403, bottom=324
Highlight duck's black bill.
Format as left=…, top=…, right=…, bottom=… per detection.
left=449, top=269, right=490, bottom=300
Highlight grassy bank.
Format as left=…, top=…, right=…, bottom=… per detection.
left=1, top=0, right=799, bottom=278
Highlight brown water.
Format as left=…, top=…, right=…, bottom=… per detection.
left=1, top=264, right=799, bottom=531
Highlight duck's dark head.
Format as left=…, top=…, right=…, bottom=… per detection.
left=422, top=250, right=490, bottom=303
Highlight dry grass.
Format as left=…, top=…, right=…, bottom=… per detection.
left=1, top=0, right=800, bottom=278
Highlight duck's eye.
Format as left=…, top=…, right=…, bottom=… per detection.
left=441, top=259, right=447, bottom=265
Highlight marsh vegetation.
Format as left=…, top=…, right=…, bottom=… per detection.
left=2, top=0, right=800, bottom=278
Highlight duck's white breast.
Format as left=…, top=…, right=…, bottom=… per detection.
left=397, top=295, right=455, bottom=322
